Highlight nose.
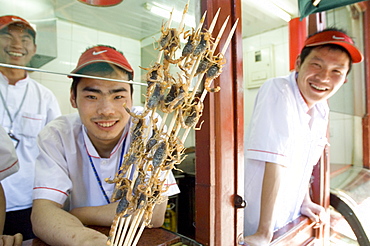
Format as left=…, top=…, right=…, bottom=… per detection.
left=10, top=36, right=22, bottom=47
left=316, top=68, right=330, bottom=82
left=97, top=98, right=115, bottom=116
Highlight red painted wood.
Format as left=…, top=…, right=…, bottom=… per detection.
left=362, top=1, right=370, bottom=170
left=195, top=0, right=243, bottom=245
left=289, top=18, right=307, bottom=71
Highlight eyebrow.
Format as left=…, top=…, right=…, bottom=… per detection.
left=82, top=86, right=129, bottom=94
left=311, top=56, right=348, bottom=68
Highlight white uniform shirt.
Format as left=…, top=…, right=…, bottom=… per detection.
left=0, top=126, right=19, bottom=181
left=244, top=72, right=329, bottom=235
left=0, top=73, right=61, bottom=211
left=33, top=107, right=180, bottom=209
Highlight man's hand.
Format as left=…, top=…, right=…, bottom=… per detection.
left=300, top=194, right=327, bottom=228
left=241, top=233, right=271, bottom=246
left=0, top=233, right=22, bottom=246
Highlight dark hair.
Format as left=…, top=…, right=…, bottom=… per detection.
left=0, top=24, right=36, bottom=44
left=299, top=28, right=353, bottom=74
left=71, top=62, right=134, bottom=97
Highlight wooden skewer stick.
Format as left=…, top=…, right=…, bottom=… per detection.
left=209, top=8, right=221, bottom=34
left=168, top=12, right=227, bottom=152
left=220, top=18, right=239, bottom=57
left=181, top=19, right=239, bottom=144
left=118, top=215, right=133, bottom=246
left=159, top=8, right=220, bottom=138
left=210, top=15, right=230, bottom=54
left=112, top=217, right=124, bottom=246
left=109, top=6, right=234, bottom=246
left=155, top=9, right=174, bottom=64
left=157, top=1, right=196, bottom=133
left=188, top=14, right=229, bottom=102
left=131, top=222, right=146, bottom=246
left=180, top=10, right=207, bottom=69
left=166, top=110, right=179, bottom=136
left=123, top=208, right=145, bottom=246
left=181, top=127, right=191, bottom=144
left=178, top=0, right=190, bottom=34
left=200, top=18, right=239, bottom=102
left=108, top=215, right=122, bottom=246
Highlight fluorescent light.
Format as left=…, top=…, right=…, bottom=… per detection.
left=246, top=0, right=292, bottom=23
left=145, top=2, right=196, bottom=28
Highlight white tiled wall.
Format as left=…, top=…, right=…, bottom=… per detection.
left=30, top=19, right=143, bottom=115
left=243, top=26, right=290, bottom=130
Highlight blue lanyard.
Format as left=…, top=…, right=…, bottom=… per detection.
left=87, top=137, right=127, bottom=204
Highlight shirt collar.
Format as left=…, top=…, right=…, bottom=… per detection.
left=0, top=72, right=29, bottom=86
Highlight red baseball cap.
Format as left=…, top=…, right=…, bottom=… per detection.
left=0, top=15, right=36, bottom=35
left=304, top=30, right=363, bottom=63
left=70, top=45, right=134, bottom=77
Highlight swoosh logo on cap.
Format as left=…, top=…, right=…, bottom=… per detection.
left=92, top=50, right=108, bottom=55
left=11, top=18, right=22, bottom=22
left=332, top=35, right=345, bottom=40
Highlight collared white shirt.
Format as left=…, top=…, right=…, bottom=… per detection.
left=0, top=73, right=61, bottom=211
left=33, top=107, right=180, bottom=210
left=244, top=72, right=329, bottom=235
left=0, top=126, right=19, bottom=181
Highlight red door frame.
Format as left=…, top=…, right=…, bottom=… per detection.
left=195, top=0, right=244, bottom=245
left=362, top=1, right=370, bottom=170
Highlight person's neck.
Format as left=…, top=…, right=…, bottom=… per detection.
left=87, top=128, right=126, bottom=159
left=94, top=141, right=117, bottom=159
left=0, top=68, right=27, bottom=85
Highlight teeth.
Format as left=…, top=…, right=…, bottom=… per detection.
left=311, top=84, right=327, bottom=91
left=8, top=52, right=23, bottom=57
left=97, top=122, right=116, bottom=127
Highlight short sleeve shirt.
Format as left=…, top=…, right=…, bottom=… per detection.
left=33, top=106, right=180, bottom=210
left=244, top=72, right=329, bottom=235
left=0, top=73, right=61, bottom=211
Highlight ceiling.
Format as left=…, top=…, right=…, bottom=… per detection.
left=54, top=0, right=300, bottom=41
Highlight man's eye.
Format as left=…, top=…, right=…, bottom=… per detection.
left=115, top=95, right=125, bottom=99
left=22, top=38, right=32, bottom=43
left=0, top=34, right=12, bottom=40
left=86, top=95, right=96, bottom=99
left=333, top=70, right=343, bottom=76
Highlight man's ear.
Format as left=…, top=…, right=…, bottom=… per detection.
left=70, top=90, right=77, bottom=108
left=295, top=55, right=301, bottom=72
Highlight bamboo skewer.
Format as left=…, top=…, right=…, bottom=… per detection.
left=200, top=18, right=239, bottom=102
left=108, top=4, right=238, bottom=246
left=181, top=18, right=239, bottom=143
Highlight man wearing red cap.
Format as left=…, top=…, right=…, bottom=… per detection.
left=31, top=45, right=179, bottom=245
left=0, top=15, right=61, bottom=240
left=241, top=28, right=363, bottom=246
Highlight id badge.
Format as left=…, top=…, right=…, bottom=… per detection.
left=8, top=132, right=20, bottom=148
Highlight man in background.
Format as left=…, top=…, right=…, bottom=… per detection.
left=242, top=28, right=363, bottom=246
left=0, top=15, right=61, bottom=239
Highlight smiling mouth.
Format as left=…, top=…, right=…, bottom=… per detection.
left=96, top=121, right=118, bottom=128
left=7, top=51, right=24, bottom=57
left=310, top=83, right=328, bottom=91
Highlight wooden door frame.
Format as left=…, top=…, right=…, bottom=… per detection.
left=362, top=0, right=370, bottom=170
left=195, top=0, right=244, bottom=245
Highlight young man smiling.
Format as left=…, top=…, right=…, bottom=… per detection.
left=242, top=28, right=363, bottom=246
left=31, top=45, right=179, bottom=246
left=0, top=15, right=61, bottom=239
